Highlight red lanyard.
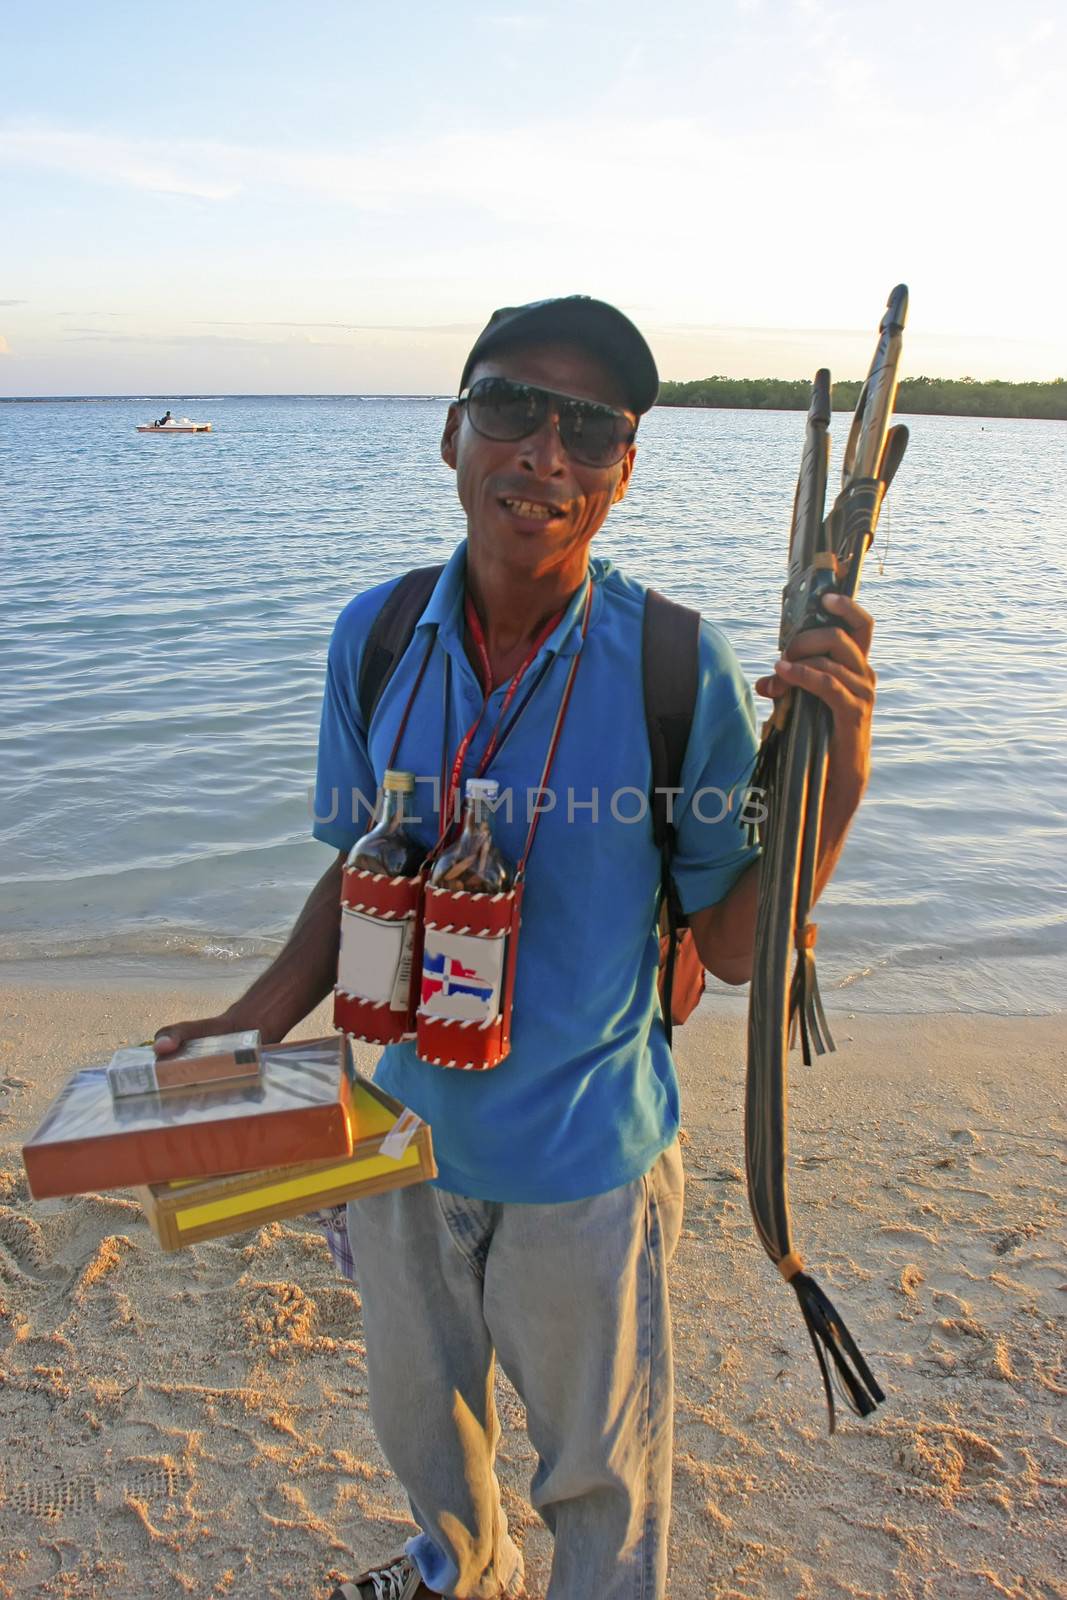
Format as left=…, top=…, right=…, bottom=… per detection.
left=441, top=593, right=566, bottom=837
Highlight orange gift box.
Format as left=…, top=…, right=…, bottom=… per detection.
left=22, top=1037, right=355, bottom=1201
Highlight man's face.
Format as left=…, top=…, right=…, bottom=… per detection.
left=440, top=340, right=636, bottom=579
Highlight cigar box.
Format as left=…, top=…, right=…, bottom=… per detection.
left=136, top=1075, right=435, bottom=1251
left=107, top=1031, right=262, bottom=1097
left=22, top=1037, right=355, bottom=1201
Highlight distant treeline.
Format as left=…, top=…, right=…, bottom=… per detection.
left=656, top=375, right=1067, bottom=421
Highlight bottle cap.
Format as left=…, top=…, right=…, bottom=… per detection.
left=382, top=769, right=415, bottom=793
left=465, top=778, right=499, bottom=802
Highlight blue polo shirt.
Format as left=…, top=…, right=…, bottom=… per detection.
left=313, top=542, right=760, bottom=1203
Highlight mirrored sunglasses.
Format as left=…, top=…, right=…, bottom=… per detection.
left=459, top=376, right=636, bottom=468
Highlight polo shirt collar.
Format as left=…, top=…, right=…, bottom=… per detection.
left=416, top=541, right=608, bottom=659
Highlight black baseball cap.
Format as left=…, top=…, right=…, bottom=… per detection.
left=459, top=295, right=659, bottom=415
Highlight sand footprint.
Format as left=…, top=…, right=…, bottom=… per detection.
left=238, top=1278, right=318, bottom=1358
left=0, top=1457, right=189, bottom=1523
left=70, top=1233, right=135, bottom=1303
left=895, top=1422, right=1006, bottom=1506
left=0, top=1075, right=30, bottom=1126
left=0, top=1205, right=55, bottom=1278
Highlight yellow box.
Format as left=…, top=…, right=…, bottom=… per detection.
left=136, top=1075, right=434, bottom=1251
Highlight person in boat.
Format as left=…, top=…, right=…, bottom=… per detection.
left=155, top=409, right=173, bottom=427
left=152, top=297, right=877, bottom=1600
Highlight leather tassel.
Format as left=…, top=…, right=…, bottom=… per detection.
left=790, top=1270, right=885, bottom=1433
left=787, top=925, right=836, bottom=1064
left=747, top=725, right=780, bottom=847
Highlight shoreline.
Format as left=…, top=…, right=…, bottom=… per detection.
left=0, top=951, right=1062, bottom=1021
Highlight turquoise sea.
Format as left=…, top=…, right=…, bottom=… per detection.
left=1, top=396, right=1064, bottom=1015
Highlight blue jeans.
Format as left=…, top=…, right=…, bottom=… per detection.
left=346, top=1139, right=684, bottom=1599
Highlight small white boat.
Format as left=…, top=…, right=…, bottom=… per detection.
left=137, top=417, right=212, bottom=434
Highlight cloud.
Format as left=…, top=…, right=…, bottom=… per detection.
left=61, top=330, right=305, bottom=348
left=59, top=321, right=481, bottom=350
left=0, top=116, right=735, bottom=232
left=661, top=321, right=1052, bottom=351
left=1, top=91, right=1060, bottom=361
left=0, top=127, right=239, bottom=200
left=663, top=322, right=881, bottom=339
left=196, top=318, right=479, bottom=335
left=0, top=299, right=26, bottom=307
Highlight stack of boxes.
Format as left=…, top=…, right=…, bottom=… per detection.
left=22, top=1032, right=434, bottom=1254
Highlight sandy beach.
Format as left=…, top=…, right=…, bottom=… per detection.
left=0, top=968, right=1063, bottom=1600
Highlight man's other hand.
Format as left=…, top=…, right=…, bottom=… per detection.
left=754, top=591, right=876, bottom=818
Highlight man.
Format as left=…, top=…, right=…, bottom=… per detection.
left=155, top=297, right=877, bottom=1600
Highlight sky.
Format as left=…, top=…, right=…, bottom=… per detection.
left=2, top=0, right=1064, bottom=396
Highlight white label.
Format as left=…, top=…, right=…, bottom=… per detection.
left=179, top=1030, right=259, bottom=1058
left=107, top=1047, right=160, bottom=1096
left=338, top=909, right=412, bottom=1007
left=380, top=1108, right=423, bottom=1160
left=388, top=917, right=417, bottom=1013
left=420, top=929, right=506, bottom=1023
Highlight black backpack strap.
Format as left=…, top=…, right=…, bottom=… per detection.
left=643, top=589, right=700, bottom=853
left=642, top=588, right=700, bottom=1045
left=357, top=564, right=445, bottom=727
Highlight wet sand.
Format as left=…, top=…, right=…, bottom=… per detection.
left=0, top=970, right=1063, bottom=1599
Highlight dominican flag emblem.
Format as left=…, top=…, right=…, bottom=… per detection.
left=420, top=932, right=505, bottom=1022
left=422, top=951, right=494, bottom=1005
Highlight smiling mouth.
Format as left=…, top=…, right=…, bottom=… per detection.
left=500, top=497, right=565, bottom=520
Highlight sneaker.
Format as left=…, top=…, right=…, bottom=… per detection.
left=329, top=1554, right=436, bottom=1599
